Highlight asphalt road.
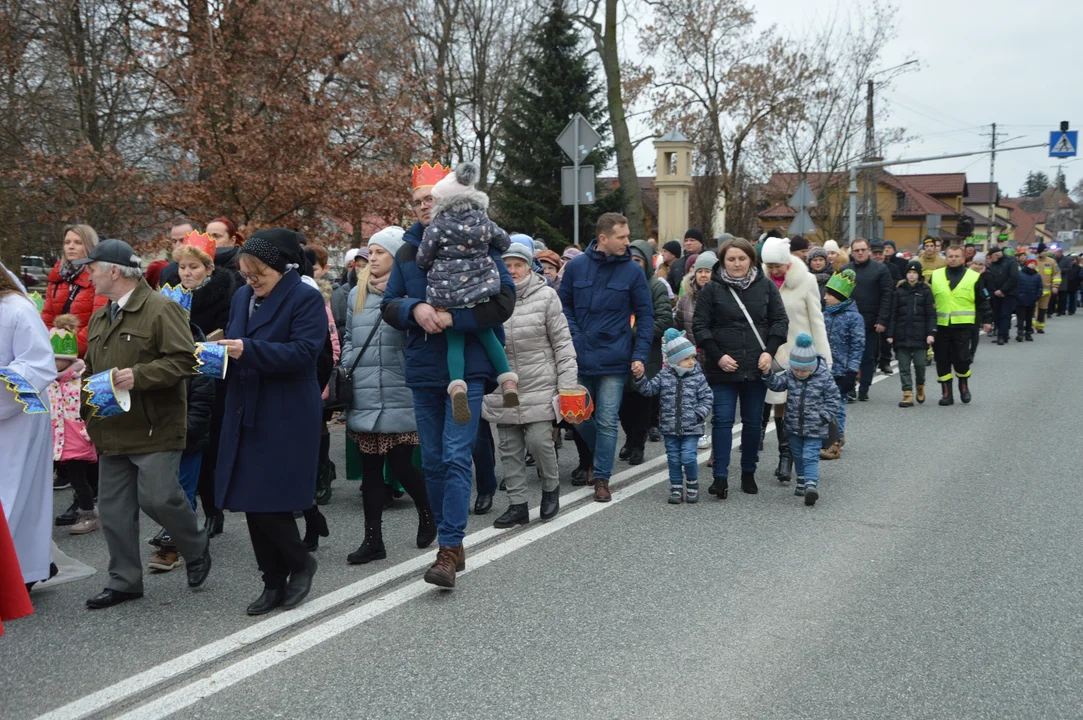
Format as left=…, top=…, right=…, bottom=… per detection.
left=4, top=317, right=1083, bottom=719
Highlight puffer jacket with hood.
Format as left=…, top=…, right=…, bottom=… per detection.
left=416, top=179, right=512, bottom=308
left=762, top=356, right=841, bottom=440
left=482, top=271, right=578, bottom=425
left=887, top=278, right=937, bottom=349
left=763, top=257, right=831, bottom=404
left=633, top=362, right=712, bottom=436
left=1018, top=265, right=1043, bottom=306
left=823, top=298, right=865, bottom=377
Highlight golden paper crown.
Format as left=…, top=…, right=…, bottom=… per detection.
left=412, top=162, right=451, bottom=191
left=183, top=231, right=217, bottom=260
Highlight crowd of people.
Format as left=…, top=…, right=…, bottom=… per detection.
left=1, top=159, right=1078, bottom=631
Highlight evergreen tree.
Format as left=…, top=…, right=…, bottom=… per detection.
left=492, top=0, right=622, bottom=252
left=1055, top=169, right=1068, bottom=194
left=1020, top=171, right=1050, bottom=197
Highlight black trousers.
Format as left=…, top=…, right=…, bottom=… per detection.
left=1016, top=305, right=1034, bottom=336
left=245, top=512, right=310, bottom=589
left=934, top=325, right=972, bottom=382
left=879, top=331, right=894, bottom=364
left=619, top=389, right=651, bottom=451
left=197, top=384, right=227, bottom=518
left=990, top=296, right=1017, bottom=341
left=969, top=324, right=981, bottom=359
left=360, top=443, right=428, bottom=537
left=57, top=460, right=95, bottom=511
left=568, top=422, right=593, bottom=470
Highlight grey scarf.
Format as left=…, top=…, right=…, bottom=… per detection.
left=720, top=266, right=758, bottom=291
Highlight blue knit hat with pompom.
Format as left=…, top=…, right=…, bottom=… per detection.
left=663, top=327, right=697, bottom=365
left=788, top=332, right=818, bottom=370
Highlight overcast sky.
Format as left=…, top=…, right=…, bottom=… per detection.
left=629, top=0, right=1083, bottom=198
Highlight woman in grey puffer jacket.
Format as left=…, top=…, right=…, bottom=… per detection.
left=482, top=241, right=578, bottom=528
left=343, top=227, right=435, bottom=565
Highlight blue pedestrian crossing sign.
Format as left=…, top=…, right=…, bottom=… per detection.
left=1050, top=130, right=1077, bottom=158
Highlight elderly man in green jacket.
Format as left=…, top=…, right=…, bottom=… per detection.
left=77, top=239, right=211, bottom=610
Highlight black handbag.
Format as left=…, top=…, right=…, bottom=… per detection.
left=324, top=318, right=381, bottom=412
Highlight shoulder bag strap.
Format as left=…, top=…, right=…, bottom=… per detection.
left=344, top=318, right=382, bottom=379
left=728, top=286, right=784, bottom=373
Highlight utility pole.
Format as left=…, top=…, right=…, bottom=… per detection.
left=863, top=79, right=875, bottom=239
left=987, top=122, right=996, bottom=250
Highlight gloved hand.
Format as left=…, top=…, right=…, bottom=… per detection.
left=835, top=372, right=857, bottom=394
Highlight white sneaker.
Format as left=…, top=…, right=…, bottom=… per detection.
left=69, top=508, right=100, bottom=535
left=697, top=435, right=711, bottom=449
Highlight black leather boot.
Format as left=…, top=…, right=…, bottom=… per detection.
left=493, top=502, right=529, bottom=529
left=958, top=377, right=972, bottom=404
left=347, top=525, right=387, bottom=564
left=416, top=508, right=436, bottom=549
left=302, top=507, right=329, bottom=552
left=314, top=433, right=333, bottom=506
left=938, top=381, right=954, bottom=406
left=540, top=489, right=560, bottom=520
left=773, top=417, right=792, bottom=482
left=740, top=471, right=759, bottom=495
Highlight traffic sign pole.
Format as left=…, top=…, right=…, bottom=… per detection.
left=574, top=117, right=580, bottom=248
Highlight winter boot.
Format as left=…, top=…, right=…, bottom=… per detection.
left=497, top=372, right=520, bottom=408
left=804, top=483, right=819, bottom=506
left=794, top=478, right=806, bottom=497
left=1015, top=333, right=1024, bottom=342
left=899, top=390, right=913, bottom=408
left=448, top=380, right=471, bottom=424
left=668, top=484, right=684, bottom=504
left=773, top=417, right=792, bottom=482
left=708, top=477, right=728, bottom=499
left=1025, top=332, right=1034, bottom=341
left=758, top=404, right=771, bottom=451
left=938, top=381, right=954, bottom=406
left=958, top=377, right=972, bottom=404
left=347, top=525, right=386, bottom=565
left=416, top=507, right=437, bottom=548
left=819, top=442, right=840, bottom=461
left=686, top=481, right=699, bottom=504
left=916, top=385, right=926, bottom=404
left=740, top=471, right=758, bottom=495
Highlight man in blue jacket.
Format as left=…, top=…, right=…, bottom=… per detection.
left=558, top=213, right=654, bottom=502
left=382, top=163, right=516, bottom=589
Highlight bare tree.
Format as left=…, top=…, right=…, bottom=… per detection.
left=571, top=0, right=647, bottom=239
left=771, top=1, right=908, bottom=239
left=641, top=0, right=815, bottom=236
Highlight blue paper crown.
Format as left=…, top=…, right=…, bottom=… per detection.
left=0, top=367, right=49, bottom=414
left=193, top=342, right=228, bottom=379
left=158, top=283, right=193, bottom=312
left=83, top=369, right=131, bottom=418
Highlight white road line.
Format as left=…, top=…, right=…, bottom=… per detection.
left=110, top=443, right=724, bottom=720
left=37, top=362, right=896, bottom=720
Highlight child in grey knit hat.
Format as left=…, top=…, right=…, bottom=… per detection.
left=633, top=328, right=712, bottom=504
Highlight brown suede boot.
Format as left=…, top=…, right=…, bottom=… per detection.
left=593, top=478, right=611, bottom=503
left=916, top=384, right=926, bottom=404
left=899, top=390, right=913, bottom=408
left=423, top=545, right=466, bottom=588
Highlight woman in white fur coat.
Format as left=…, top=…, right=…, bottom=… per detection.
left=760, top=236, right=832, bottom=483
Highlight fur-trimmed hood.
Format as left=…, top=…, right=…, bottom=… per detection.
left=761, top=254, right=811, bottom=290
left=432, top=188, right=490, bottom=216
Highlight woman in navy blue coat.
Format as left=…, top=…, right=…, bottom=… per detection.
left=216, top=230, right=326, bottom=616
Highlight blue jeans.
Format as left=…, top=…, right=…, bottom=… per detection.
left=789, top=435, right=821, bottom=486
left=413, top=381, right=485, bottom=546
left=178, top=452, right=202, bottom=510
left=663, top=435, right=699, bottom=485
left=710, top=379, right=767, bottom=479
left=574, top=374, right=626, bottom=481
left=473, top=418, right=497, bottom=495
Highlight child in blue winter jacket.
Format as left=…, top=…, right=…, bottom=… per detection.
left=418, top=161, right=517, bottom=424
left=821, top=269, right=864, bottom=460
left=763, top=333, right=841, bottom=505
left=633, top=329, right=713, bottom=504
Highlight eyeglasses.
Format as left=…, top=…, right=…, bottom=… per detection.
left=239, top=270, right=264, bottom=282
left=409, top=195, right=434, bottom=210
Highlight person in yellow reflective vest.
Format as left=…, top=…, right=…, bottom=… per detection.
left=1033, top=242, right=1060, bottom=332
left=929, top=245, right=992, bottom=406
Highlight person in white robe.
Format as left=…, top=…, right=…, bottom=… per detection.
left=0, top=262, right=55, bottom=585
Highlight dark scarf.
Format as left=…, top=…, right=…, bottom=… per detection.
left=59, top=262, right=82, bottom=284
left=720, top=266, right=758, bottom=291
